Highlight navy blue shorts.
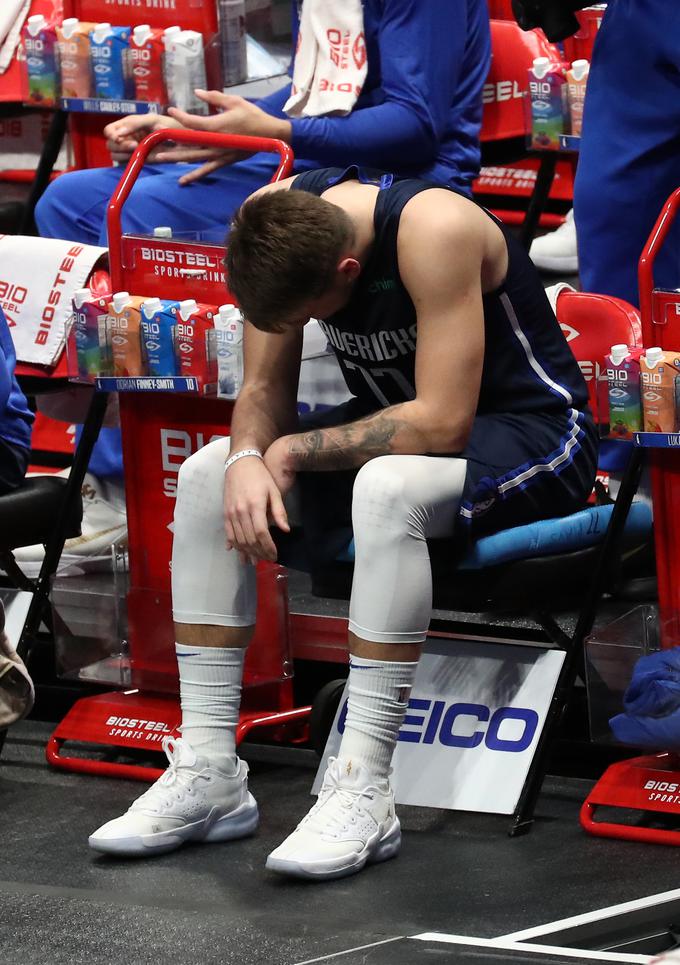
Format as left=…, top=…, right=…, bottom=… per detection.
left=279, top=399, right=598, bottom=571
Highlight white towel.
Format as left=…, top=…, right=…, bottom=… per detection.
left=0, top=0, right=30, bottom=74
left=285, top=0, right=367, bottom=118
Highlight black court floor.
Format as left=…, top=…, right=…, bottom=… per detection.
left=1, top=720, right=679, bottom=965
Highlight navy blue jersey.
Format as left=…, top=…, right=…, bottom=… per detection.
left=291, top=166, right=590, bottom=421
left=291, top=166, right=597, bottom=539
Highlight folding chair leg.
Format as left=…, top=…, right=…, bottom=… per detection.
left=18, top=109, right=68, bottom=236
left=510, top=446, right=645, bottom=836
left=17, top=390, right=109, bottom=664
left=519, top=153, right=558, bottom=251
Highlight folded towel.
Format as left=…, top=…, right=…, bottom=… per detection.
left=609, top=647, right=680, bottom=749
left=0, top=0, right=31, bottom=74
left=285, top=0, right=367, bottom=118
left=623, top=648, right=680, bottom=717
left=610, top=706, right=680, bottom=751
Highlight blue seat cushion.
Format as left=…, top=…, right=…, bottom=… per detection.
left=337, top=501, right=652, bottom=571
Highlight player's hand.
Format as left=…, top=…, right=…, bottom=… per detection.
left=263, top=436, right=297, bottom=498
left=104, top=113, right=183, bottom=163
left=224, top=456, right=289, bottom=566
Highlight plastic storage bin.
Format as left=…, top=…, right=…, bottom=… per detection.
left=52, top=544, right=130, bottom=687
left=585, top=605, right=664, bottom=744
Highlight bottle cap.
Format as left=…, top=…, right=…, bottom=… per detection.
left=179, top=299, right=198, bottom=320
left=61, top=18, right=79, bottom=37
left=218, top=303, right=237, bottom=320
left=142, top=298, right=162, bottom=318
left=112, top=291, right=130, bottom=313
left=92, top=23, right=113, bottom=43
left=73, top=288, right=92, bottom=310
left=133, top=24, right=152, bottom=45
left=610, top=344, right=629, bottom=365
left=645, top=346, right=664, bottom=368
left=571, top=59, right=589, bottom=81
left=163, top=25, right=181, bottom=43
left=533, top=57, right=550, bottom=79
left=27, top=15, right=47, bottom=35
left=152, top=226, right=173, bottom=238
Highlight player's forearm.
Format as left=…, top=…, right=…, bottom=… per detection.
left=230, top=384, right=298, bottom=453
left=283, top=401, right=465, bottom=472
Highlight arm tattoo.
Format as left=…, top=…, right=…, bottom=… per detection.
left=288, top=406, right=426, bottom=471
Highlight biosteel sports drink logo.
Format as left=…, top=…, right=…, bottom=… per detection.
left=138, top=245, right=226, bottom=284
left=0, top=244, right=84, bottom=344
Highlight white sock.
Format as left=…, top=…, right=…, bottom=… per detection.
left=175, top=643, right=245, bottom=773
left=338, top=657, right=418, bottom=779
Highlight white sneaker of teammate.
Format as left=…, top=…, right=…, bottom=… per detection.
left=11, top=472, right=127, bottom=577
left=266, top=756, right=401, bottom=880
left=88, top=737, right=259, bottom=856
left=529, top=208, right=578, bottom=274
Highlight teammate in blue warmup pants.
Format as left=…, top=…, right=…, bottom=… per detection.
left=574, top=0, right=680, bottom=306
left=36, top=1, right=490, bottom=246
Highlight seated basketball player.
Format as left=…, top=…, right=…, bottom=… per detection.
left=89, top=167, right=598, bottom=879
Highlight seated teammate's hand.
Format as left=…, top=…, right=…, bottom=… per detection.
left=159, top=90, right=274, bottom=184
left=224, top=456, right=289, bottom=566
left=103, top=113, right=183, bottom=164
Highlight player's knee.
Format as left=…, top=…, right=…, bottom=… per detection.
left=352, top=457, right=419, bottom=544
left=34, top=173, right=73, bottom=234
left=176, top=438, right=231, bottom=497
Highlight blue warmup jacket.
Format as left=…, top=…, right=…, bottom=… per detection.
left=0, top=307, right=33, bottom=452
left=259, top=0, right=491, bottom=188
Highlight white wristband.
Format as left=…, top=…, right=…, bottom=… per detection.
left=224, top=448, right=263, bottom=473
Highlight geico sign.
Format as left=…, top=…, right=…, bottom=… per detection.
left=483, top=80, right=523, bottom=104
left=338, top=698, right=539, bottom=753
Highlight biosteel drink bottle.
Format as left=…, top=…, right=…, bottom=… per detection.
left=641, top=347, right=680, bottom=433
left=173, top=299, right=217, bottom=393
left=566, top=59, right=589, bottom=136
left=529, top=56, right=568, bottom=150
left=214, top=303, right=244, bottom=398
left=23, top=15, right=59, bottom=106
left=72, top=287, right=111, bottom=379
left=108, top=292, right=146, bottom=377
left=140, top=298, right=179, bottom=377
left=605, top=344, right=642, bottom=438
left=90, top=23, right=132, bottom=100
left=166, top=30, right=208, bottom=113
left=218, top=0, right=247, bottom=86
left=57, top=19, right=96, bottom=99
left=162, top=26, right=181, bottom=108
left=130, top=24, right=166, bottom=104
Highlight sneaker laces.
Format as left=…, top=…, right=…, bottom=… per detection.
left=301, top=758, right=377, bottom=838
left=131, top=737, right=208, bottom=813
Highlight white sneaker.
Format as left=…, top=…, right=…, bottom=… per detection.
left=88, top=737, right=259, bottom=856
left=266, top=756, right=401, bottom=880
left=11, top=472, right=127, bottom=577
left=529, top=208, right=579, bottom=274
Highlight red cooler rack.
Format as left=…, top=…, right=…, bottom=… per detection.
left=48, top=132, right=314, bottom=781
left=581, top=187, right=680, bottom=843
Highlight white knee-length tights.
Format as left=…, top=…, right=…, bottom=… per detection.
left=171, top=438, right=467, bottom=644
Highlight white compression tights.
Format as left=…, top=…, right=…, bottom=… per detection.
left=171, top=438, right=467, bottom=644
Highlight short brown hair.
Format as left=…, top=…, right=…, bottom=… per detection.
left=226, top=190, right=354, bottom=332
